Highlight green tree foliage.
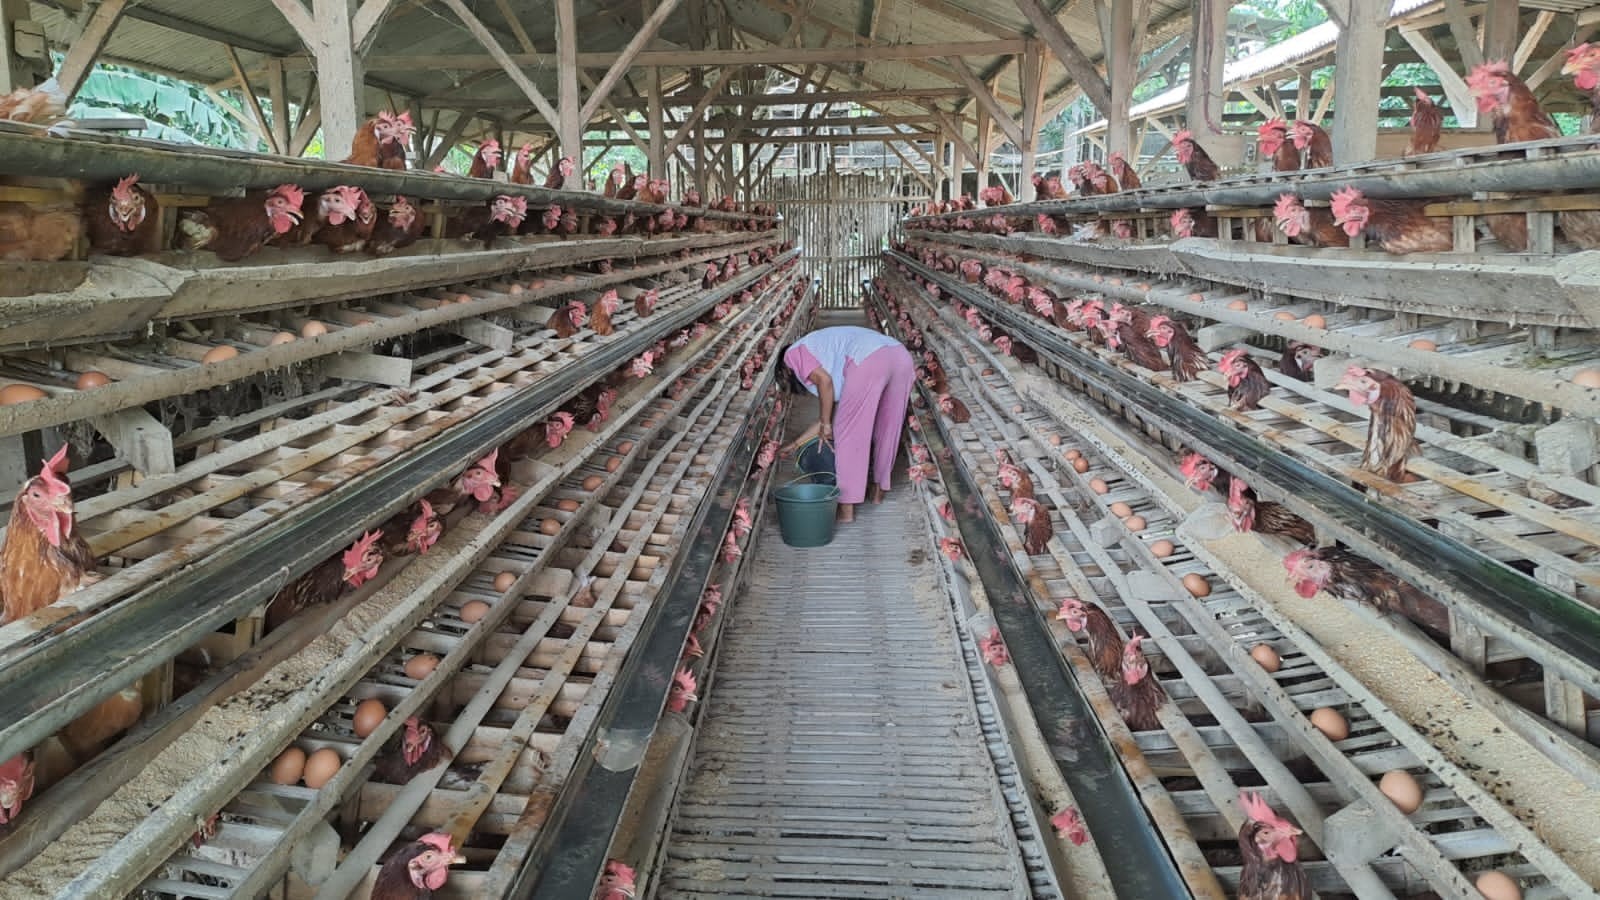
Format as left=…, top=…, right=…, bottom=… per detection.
left=66, top=60, right=261, bottom=150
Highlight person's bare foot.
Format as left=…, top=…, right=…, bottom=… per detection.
left=837, top=503, right=856, bottom=523
left=868, top=485, right=886, bottom=505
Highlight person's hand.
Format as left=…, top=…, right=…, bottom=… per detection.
left=819, top=421, right=834, bottom=442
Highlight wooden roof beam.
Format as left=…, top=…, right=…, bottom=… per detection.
left=438, top=0, right=559, bottom=129
left=1398, top=25, right=1476, bottom=127
left=352, top=0, right=402, bottom=54
left=928, top=108, right=977, bottom=162
left=493, top=0, right=537, bottom=52
left=943, top=57, right=1024, bottom=148
left=1012, top=0, right=1111, bottom=113
left=747, top=0, right=1024, bottom=100
left=276, top=40, right=1026, bottom=70
left=57, top=0, right=129, bottom=102
left=907, top=0, right=1026, bottom=40
left=556, top=0, right=579, bottom=159
left=663, top=65, right=742, bottom=159
left=579, top=0, right=683, bottom=125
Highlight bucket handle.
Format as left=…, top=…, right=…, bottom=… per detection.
left=784, top=471, right=835, bottom=489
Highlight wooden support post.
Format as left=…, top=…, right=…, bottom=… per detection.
left=90, top=407, right=174, bottom=477
left=694, top=117, right=707, bottom=195
left=1331, top=0, right=1386, bottom=164
left=1441, top=0, right=1483, bottom=70
left=556, top=0, right=581, bottom=162
left=56, top=0, right=130, bottom=102
left=0, top=0, right=39, bottom=93
left=1018, top=41, right=1044, bottom=201
left=974, top=103, right=992, bottom=190
left=267, top=59, right=291, bottom=155
left=1186, top=0, right=1228, bottom=143
left=949, top=124, right=964, bottom=200
left=1480, top=0, right=1520, bottom=63
left=313, top=0, right=363, bottom=160
left=647, top=68, right=665, bottom=176
left=934, top=133, right=950, bottom=200
left=1544, top=672, right=1588, bottom=736
left=1011, top=0, right=1111, bottom=114
left=1104, top=0, right=1140, bottom=159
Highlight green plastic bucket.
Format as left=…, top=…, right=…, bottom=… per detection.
left=774, top=474, right=839, bottom=548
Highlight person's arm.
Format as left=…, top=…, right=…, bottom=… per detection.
left=781, top=420, right=821, bottom=456
left=810, top=369, right=835, bottom=441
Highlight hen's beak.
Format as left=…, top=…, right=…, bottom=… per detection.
left=1562, top=56, right=1581, bottom=76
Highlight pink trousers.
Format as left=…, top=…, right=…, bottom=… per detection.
left=834, top=344, right=916, bottom=504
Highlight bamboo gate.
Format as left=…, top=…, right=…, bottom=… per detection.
left=763, top=171, right=912, bottom=309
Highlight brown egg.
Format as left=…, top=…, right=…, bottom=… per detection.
left=1072, top=458, right=1089, bottom=474
left=1226, top=299, right=1249, bottom=311
left=1108, top=277, right=1123, bottom=286
left=1109, top=501, right=1132, bottom=518
left=1273, top=311, right=1295, bottom=321
left=1302, top=314, right=1326, bottom=329
left=1378, top=770, right=1423, bottom=814
left=1124, top=514, right=1147, bottom=532
left=75, top=371, right=111, bottom=389
left=982, top=367, right=995, bottom=376
left=403, top=653, right=440, bottom=679
left=1182, top=572, right=1212, bottom=597
left=1011, top=404, right=1024, bottom=413
left=1089, top=478, right=1109, bottom=495
left=1150, top=539, right=1175, bottom=558
left=583, top=475, right=605, bottom=491
left=1250, top=643, right=1281, bottom=671
left=269, top=746, right=306, bottom=785
left=1047, top=434, right=1062, bottom=446
left=456, top=293, right=473, bottom=304
left=507, top=283, right=525, bottom=295
left=0, top=383, right=47, bottom=405
left=352, top=698, right=387, bottom=738
left=1572, top=368, right=1600, bottom=388
left=460, top=599, right=491, bottom=623
left=1309, top=707, right=1349, bottom=741
left=1065, top=449, right=1081, bottom=460
left=302, top=748, right=342, bottom=789
left=300, top=320, right=328, bottom=338
left=617, top=441, right=635, bottom=454
left=1474, top=871, right=1521, bottom=900
left=1408, top=339, right=1437, bottom=352
left=605, top=457, right=622, bottom=472
left=268, top=331, right=297, bottom=346
left=539, top=518, right=562, bottom=535
left=1188, top=292, right=1205, bottom=302
left=556, top=498, right=580, bottom=512
left=492, top=571, right=517, bottom=591
left=201, top=345, right=239, bottom=364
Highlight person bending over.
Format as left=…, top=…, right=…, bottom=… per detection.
left=777, top=326, right=915, bottom=523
